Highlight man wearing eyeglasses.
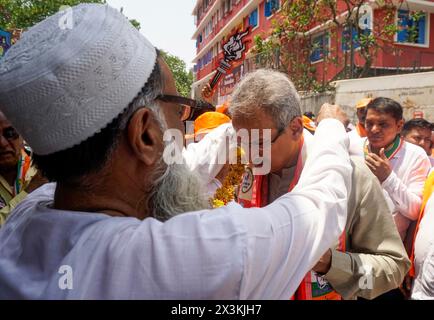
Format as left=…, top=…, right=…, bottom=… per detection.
left=0, top=112, right=46, bottom=226
left=232, top=69, right=409, bottom=300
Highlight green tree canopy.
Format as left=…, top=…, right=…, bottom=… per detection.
left=160, top=50, right=193, bottom=98
left=0, top=0, right=141, bottom=31
left=0, top=0, right=106, bottom=30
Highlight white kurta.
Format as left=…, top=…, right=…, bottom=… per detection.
left=183, top=123, right=236, bottom=198
left=350, top=137, right=431, bottom=240
left=0, top=119, right=351, bottom=299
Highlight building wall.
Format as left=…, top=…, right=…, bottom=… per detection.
left=300, top=72, right=434, bottom=123
left=300, top=8, right=434, bottom=84
left=192, top=0, right=434, bottom=104
left=334, top=71, right=434, bottom=122
left=195, top=0, right=277, bottom=82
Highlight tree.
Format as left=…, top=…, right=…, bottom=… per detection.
left=252, top=0, right=412, bottom=92
left=0, top=0, right=106, bottom=30
left=0, top=0, right=141, bottom=30
left=129, top=18, right=141, bottom=30
left=160, top=50, right=193, bottom=98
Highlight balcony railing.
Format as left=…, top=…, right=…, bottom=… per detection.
left=196, top=0, right=250, bottom=53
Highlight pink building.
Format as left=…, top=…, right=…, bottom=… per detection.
left=191, top=0, right=434, bottom=103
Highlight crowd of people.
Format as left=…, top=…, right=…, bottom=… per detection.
left=0, top=3, right=433, bottom=300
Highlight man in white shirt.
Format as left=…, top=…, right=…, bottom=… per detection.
left=401, top=118, right=434, bottom=167
left=362, top=98, right=431, bottom=241
left=0, top=4, right=352, bottom=299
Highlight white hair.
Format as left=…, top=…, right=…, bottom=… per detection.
left=146, top=107, right=211, bottom=221
left=229, top=69, right=302, bottom=131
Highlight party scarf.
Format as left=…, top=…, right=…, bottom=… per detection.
left=364, top=135, right=403, bottom=159
left=238, top=137, right=304, bottom=208
left=14, top=150, right=31, bottom=196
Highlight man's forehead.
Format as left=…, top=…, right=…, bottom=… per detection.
left=233, top=117, right=275, bottom=131
left=366, top=110, right=395, bottom=121
left=410, top=127, right=431, bottom=135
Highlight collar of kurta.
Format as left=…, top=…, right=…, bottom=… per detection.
left=364, top=135, right=403, bottom=159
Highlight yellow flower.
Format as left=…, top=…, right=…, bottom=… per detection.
left=212, top=147, right=246, bottom=208
left=212, top=199, right=225, bottom=208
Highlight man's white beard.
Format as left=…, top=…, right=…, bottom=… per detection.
left=148, top=161, right=212, bottom=221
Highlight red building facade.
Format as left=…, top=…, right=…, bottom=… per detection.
left=191, top=0, right=434, bottom=104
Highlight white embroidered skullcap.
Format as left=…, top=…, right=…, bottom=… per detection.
left=0, top=4, right=157, bottom=155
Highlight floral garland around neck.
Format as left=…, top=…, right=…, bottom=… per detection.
left=212, top=147, right=246, bottom=208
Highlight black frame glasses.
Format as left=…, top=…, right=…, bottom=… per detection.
left=156, top=95, right=215, bottom=122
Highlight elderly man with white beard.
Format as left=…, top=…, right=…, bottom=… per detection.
left=0, top=4, right=352, bottom=299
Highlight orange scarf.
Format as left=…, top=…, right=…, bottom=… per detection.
left=356, top=123, right=367, bottom=138
left=293, top=234, right=345, bottom=300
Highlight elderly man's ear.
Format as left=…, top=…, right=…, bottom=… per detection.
left=289, top=117, right=304, bottom=137
left=127, top=108, right=162, bottom=166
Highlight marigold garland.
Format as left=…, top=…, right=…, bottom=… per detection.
left=212, top=147, right=246, bottom=208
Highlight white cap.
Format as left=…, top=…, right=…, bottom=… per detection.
left=0, top=4, right=157, bottom=155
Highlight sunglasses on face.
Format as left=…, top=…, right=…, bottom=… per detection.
left=241, top=127, right=285, bottom=149
left=1, top=127, right=19, bottom=141
left=156, top=95, right=215, bottom=122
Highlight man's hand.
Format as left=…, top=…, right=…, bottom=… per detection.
left=25, top=170, right=48, bottom=193
left=365, top=148, right=392, bottom=183
left=312, top=249, right=332, bottom=275
left=316, top=103, right=349, bottom=128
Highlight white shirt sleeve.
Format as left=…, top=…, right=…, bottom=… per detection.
left=183, top=123, right=236, bottom=185
left=412, top=245, right=434, bottom=300
left=382, top=154, right=431, bottom=221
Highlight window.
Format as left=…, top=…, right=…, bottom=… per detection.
left=249, top=8, right=259, bottom=28
left=224, top=0, right=232, bottom=14
left=397, top=10, right=427, bottom=45
left=342, top=25, right=371, bottom=52
left=265, top=0, right=280, bottom=18
left=205, top=21, right=213, bottom=38
left=310, top=33, right=329, bottom=63
left=200, top=51, right=212, bottom=66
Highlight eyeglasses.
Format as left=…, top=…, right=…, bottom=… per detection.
left=156, top=95, right=215, bottom=122
left=1, top=127, right=19, bottom=141
left=241, top=127, right=286, bottom=149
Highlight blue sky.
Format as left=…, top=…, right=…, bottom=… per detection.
left=107, top=0, right=197, bottom=69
